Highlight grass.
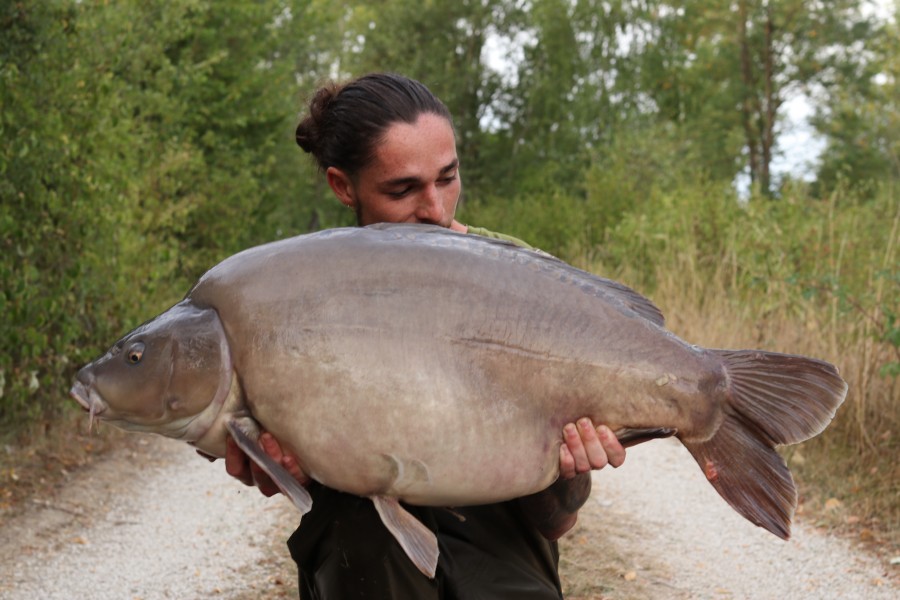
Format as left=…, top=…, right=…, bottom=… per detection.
left=577, top=183, right=900, bottom=555
left=652, top=266, right=898, bottom=552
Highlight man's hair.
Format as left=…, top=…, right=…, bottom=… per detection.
left=296, top=73, right=453, bottom=176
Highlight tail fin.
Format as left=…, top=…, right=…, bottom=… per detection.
left=682, top=350, right=847, bottom=539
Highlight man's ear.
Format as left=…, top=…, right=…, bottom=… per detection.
left=326, top=167, right=355, bottom=209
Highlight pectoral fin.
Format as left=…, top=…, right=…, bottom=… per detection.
left=225, top=417, right=312, bottom=515
left=370, top=495, right=439, bottom=578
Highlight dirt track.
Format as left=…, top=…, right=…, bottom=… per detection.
left=0, top=436, right=894, bottom=599
left=0, top=437, right=298, bottom=599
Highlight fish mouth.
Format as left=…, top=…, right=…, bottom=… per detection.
left=69, top=379, right=108, bottom=432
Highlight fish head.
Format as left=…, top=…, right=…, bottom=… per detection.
left=70, top=301, right=233, bottom=441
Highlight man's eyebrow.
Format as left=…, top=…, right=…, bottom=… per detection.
left=439, top=158, right=459, bottom=175
left=381, top=159, right=459, bottom=187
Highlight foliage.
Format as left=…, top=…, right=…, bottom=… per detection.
left=335, top=0, right=524, bottom=197
left=2, top=3, right=897, bottom=544
left=1, top=0, right=127, bottom=425
left=0, top=0, right=312, bottom=430
left=813, top=8, right=900, bottom=193
left=598, top=180, right=899, bottom=536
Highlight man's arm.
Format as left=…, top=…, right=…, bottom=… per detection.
left=517, top=419, right=626, bottom=541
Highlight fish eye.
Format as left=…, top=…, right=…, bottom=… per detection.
left=127, top=342, right=145, bottom=364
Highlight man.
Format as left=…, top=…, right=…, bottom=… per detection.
left=225, top=73, right=625, bottom=599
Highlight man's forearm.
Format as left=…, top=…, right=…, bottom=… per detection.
left=517, top=472, right=592, bottom=541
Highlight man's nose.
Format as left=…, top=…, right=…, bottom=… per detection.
left=415, top=185, right=444, bottom=224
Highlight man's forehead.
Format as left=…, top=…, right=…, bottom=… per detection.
left=370, top=116, right=458, bottom=181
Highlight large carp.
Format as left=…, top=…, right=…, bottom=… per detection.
left=70, top=223, right=847, bottom=577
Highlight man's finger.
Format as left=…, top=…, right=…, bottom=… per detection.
left=224, top=436, right=254, bottom=486
left=598, top=425, right=626, bottom=468
left=249, top=460, right=281, bottom=497
left=281, top=454, right=312, bottom=487
left=245, top=433, right=281, bottom=496
left=577, top=418, right=609, bottom=470
left=259, top=432, right=283, bottom=461
left=559, top=444, right=576, bottom=480
left=563, top=422, right=591, bottom=473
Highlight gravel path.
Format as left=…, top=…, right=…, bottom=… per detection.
left=569, top=438, right=896, bottom=599
left=0, top=435, right=894, bottom=599
left=0, top=437, right=297, bottom=600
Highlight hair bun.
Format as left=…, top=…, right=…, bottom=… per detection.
left=296, top=83, right=341, bottom=155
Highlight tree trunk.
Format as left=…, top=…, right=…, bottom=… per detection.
left=760, top=3, right=775, bottom=195
left=737, top=0, right=780, bottom=197
left=738, top=0, right=762, bottom=191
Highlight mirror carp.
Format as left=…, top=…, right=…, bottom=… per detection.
left=70, top=223, right=847, bottom=577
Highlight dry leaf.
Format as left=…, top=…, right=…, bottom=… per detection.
left=824, top=497, right=842, bottom=511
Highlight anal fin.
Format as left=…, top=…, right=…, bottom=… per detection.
left=370, top=495, right=439, bottom=578
left=613, top=427, right=677, bottom=448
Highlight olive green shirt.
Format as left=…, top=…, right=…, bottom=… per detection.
left=465, top=225, right=535, bottom=250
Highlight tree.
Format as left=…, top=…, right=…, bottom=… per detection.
left=731, top=0, right=880, bottom=195
left=0, top=0, right=318, bottom=428
left=1, top=0, right=136, bottom=424
left=86, top=0, right=307, bottom=275
left=812, top=5, right=898, bottom=193
left=624, top=0, right=880, bottom=196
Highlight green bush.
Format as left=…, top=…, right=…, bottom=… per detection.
left=0, top=0, right=307, bottom=432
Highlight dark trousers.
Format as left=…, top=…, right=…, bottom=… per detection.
left=287, top=484, right=563, bottom=600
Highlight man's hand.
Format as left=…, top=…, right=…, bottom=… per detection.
left=223, top=431, right=310, bottom=496
left=519, top=417, right=626, bottom=541
left=558, top=418, right=626, bottom=479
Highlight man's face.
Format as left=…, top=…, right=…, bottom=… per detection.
left=327, top=113, right=462, bottom=228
